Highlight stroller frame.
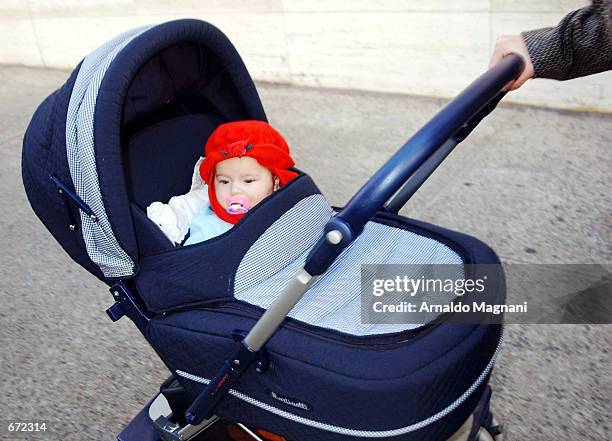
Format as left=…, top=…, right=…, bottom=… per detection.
left=102, top=53, right=523, bottom=441
left=21, top=18, right=524, bottom=441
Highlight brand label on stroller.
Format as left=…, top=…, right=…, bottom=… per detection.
left=266, top=389, right=312, bottom=411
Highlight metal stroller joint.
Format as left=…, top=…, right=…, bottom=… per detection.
left=232, top=329, right=271, bottom=374
left=185, top=340, right=258, bottom=425
left=149, top=391, right=219, bottom=441
left=305, top=217, right=354, bottom=276
left=106, top=282, right=150, bottom=333
left=49, top=175, right=99, bottom=229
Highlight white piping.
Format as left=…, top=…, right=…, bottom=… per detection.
left=175, top=329, right=503, bottom=438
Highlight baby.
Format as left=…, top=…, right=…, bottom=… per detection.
left=148, top=120, right=297, bottom=246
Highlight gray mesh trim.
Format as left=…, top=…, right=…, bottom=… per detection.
left=234, top=196, right=463, bottom=336
left=174, top=329, right=503, bottom=438
left=65, top=25, right=153, bottom=278
left=234, top=194, right=334, bottom=293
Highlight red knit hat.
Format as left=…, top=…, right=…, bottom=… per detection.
left=200, top=120, right=298, bottom=224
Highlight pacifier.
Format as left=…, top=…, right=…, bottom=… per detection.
left=226, top=196, right=252, bottom=214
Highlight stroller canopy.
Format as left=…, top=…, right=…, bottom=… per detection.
left=23, top=19, right=266, bottom=280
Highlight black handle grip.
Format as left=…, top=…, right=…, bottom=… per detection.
left=184, top=341, right=257, bottom=425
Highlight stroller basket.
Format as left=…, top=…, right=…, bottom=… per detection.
left=22, top=19, right=522, bottom=441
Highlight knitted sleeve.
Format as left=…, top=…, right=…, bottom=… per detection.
left=520, top=0, right=612, bottom=80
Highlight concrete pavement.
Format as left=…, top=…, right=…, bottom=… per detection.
left=0, top=65, right=610, bottom=440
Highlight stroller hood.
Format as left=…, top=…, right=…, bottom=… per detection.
left=22, top=19, right=266, bottom=282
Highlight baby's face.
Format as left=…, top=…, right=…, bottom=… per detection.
left=214, top=157, right=275, bottom=214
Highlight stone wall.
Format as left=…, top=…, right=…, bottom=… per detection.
left=2, top=0, right=609, bottom=111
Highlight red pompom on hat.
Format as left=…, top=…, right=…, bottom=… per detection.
left=200, top=120, right=298, bottom=224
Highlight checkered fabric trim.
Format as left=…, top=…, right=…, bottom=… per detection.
left=234, top=194, right=334, bottom=293
left=65, top=25, right=152, bottom=278
left=234, top=195, right=463, bottom=336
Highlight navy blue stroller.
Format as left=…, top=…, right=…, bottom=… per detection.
left=22, top=19, right=522, bottom=441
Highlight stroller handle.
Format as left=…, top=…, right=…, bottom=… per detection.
left=304, top=54, right=525, bottom=276
left=184, top=54, right=524, bottom=424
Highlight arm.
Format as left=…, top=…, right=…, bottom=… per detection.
left=147, top=157, right=209, bottom=245
left=147, top=188, right=209, bottom=245
left=521, top=0, right=612, bottom=80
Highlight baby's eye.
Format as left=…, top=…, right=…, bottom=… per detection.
left=244, top=179, right=256, bottom=184
left=218, top=179, right=229, bottom=185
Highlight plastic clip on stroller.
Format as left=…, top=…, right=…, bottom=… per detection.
left=184, top=54, right=525, bottom=425
left=149, top=392, right=220, bottom=441
left=49, top=174, right=99, bottom=230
